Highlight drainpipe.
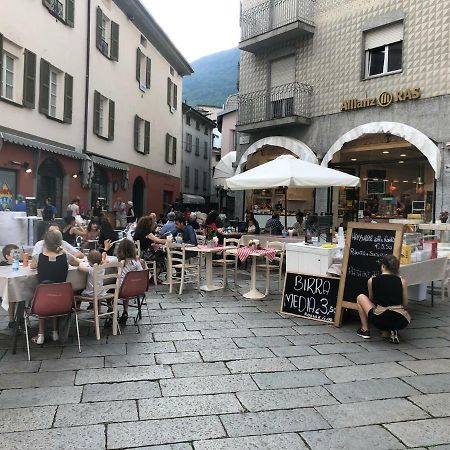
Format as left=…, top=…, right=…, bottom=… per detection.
left=83, top=0, right=92, bottom=154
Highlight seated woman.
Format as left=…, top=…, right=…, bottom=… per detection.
left=85, top=220, right=100, bottom=242
left=356, top=255, right=410, bottom=344
left=245, top=212, right=260, bottom=234
left=62, top=215, right=85, bottom=247
left=203, top=210, right=225, bottom=244
left=30, top=230, right=80, bottom=344
left=98, top=218, right=119, bottom=255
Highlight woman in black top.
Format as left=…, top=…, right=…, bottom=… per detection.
left=356, top=255, right=410, bottom=343
left=98, top=219, right=119, bottom=255
left=62, top=216, right=85, bottom=247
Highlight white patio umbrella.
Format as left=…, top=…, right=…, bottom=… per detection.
left=225, top=154, right=360, bottom=227
left=213, top=151, right=236, bottom=185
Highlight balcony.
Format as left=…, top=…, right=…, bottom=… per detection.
left=237, top=82, right=312, bottom=132
left=240, top=0, right=315, bottom=53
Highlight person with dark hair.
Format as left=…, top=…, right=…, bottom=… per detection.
left=264, top=213, right=284, bottom=235
left=92, top=199, right=103, bottom=219
left=42, top=198, right=56, bottom=222
left=356, top=255, right=410, bottom=344
left=98, top=219, right=119, bottom=255
left=245, top=212, right=260, bottom=234
left=62, top=215, right=85, bottom=247
left=1, top=244, right=20, bottom=329
left=203, top=210, right=224, bottom=243
left=175, top=214, right=197, bottom=246
left=85, top=220, right=100, bottom=241
left=67, top=198, right=80, bottom=217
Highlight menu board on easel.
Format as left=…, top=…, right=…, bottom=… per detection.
left=25, top=197, right=37, bottom=217
left=334, top=222, right=404, bottom=327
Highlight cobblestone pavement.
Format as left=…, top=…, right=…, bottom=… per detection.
left=1, top=271, right=450, bottom=449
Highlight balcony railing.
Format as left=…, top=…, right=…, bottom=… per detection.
left=237, top=82, right=312, bottom=127
left=241, top=0, right=315, bottom=42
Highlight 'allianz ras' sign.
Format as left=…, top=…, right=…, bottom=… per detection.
left=341, top=88, right=421, bottom=111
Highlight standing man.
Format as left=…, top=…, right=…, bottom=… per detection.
left=113, top=197, right=127, bottom=228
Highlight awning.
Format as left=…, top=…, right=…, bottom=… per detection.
left=182, top=193, right=206, bottom=205
left=0, top=131, right=85, bottom=160
left=90, top=155, right=128, bottom=171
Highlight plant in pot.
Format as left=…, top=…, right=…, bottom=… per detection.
left=439, top=211, right=449, bottom=223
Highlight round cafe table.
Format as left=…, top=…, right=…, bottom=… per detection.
left=243, top=252, right=266, bottom=299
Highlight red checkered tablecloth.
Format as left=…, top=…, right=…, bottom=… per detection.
left=237, top=246, right=277, bottom=262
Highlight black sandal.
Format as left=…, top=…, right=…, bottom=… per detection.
left=118, top=312, right=128, bottom=325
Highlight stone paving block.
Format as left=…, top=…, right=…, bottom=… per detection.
left=251, top=370, right=331, bottom=389
left=200, top=348, right=275, bottom=362
left=194, top=433, right=308, bottom=450
left=54, top=400, right=138, bottom=427
left=160, top=374, right=259, bottom=396
left=239, top=312, right=281, bottom=320
left=233, top=336, right=293, bottom=348
left=139, top=393, right=243, bottom=420
left=386, top=418, right=450, bottom=448
left=215, top=306, right=261, bottom=314
left=312, top=343, right=367, bottom=354
left=249, top=327, right=298, bottom=336
left=403, top=373, right=450, bottom=394
left=409, top=318, right=448, bottom=328
left=409, top=393, right=450, bottom=417
left=171, top=362, right=230, bottom=377
left=237, top=386, right=337, bottom=411
left=317, top=398, right=428, bottom=428
left=147, top=316, right=194, bottom=325
left=293, top=325, right=336, bottom=335
left=325, top=378, right=420, bottom=403
left=330, top=331, right=385, bottom=343
left=220, top=407, right=330, bottom=437
left=0, top=386, right=82, bottom=409
left=61, top=343, right=126, bottom=358
left=105, top=354, right=156, bottom=368
left=226, top=357, right=296, bottom=374
left=201, top=328, right=254, bottom=339
left=290, top=354, right=353, bottom=370
left=400, top=359, right=450, bottom=375
left=0, top=424, right=105, bottom=449
left=82, top=380, right=160, bottom=402
left=401, top=327, right=448, bottom=339
left=39, top=357, right=104, bottom=372
left=127, top=342, right=176, bottom=355
left=104, top=333, right=155, bottom=344
left=193, top=314, right=242, bottom=322
left=0, top=360, right=41, bottom=374
left=0, top=370, right=75, bottom=389
left=108, top=416, right=226, bottom=449
left=139, top=323, right=187, bottom=333
left=153, top=331, right=203, bottom=342
left=128, top=444, right=192, bottom=450
left=408, top=338, right=450, bottom=348
left=75, top=365, right=172, bottom=385
left=286, top=334, right=340, bottom=346
left=0, top=406, right=56, bottom=433
left=1, top=347, right=63, bottom=361
left=269, top=345, right=317, bottom=357
left=302, top=425, right=406, bottom=450
left=344, top=349, right=415, bottom=365
left=185, top=321, right=238, bottom=331
left=233, top=319, right=296, bottom=329
left=324, top=362, right=415, bottom=383
left=402, top=347, right=450, bottom=359
left=175, top=338, right=238, bottom=352
left=155, top=351, right=202, bottom=365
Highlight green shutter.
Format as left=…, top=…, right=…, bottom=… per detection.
left=167, top=78, right=172, bottom=106
left=145, top=57, right=151, bottom=89
left=172, top=137, right=177, bottom=164
left=23, top=50, right=36, bottom=108
left=136, top=48, right=141, bottom=83
left=42, top=0, right=51, bottom=8
left=108, top=99, right=115, bottom=140
left=134, top=115, right=140, bottom=151
left=173, top=84, right=178, bottom=110
left=63, top=73, right=73, bottom=123
left=0, top=34, right=3, bottom=96
left=96, top=7, right=102, bottom=51
left=165, top=134, right=170, bottom=162
left=110, top=22, right=119, bottom=61
left=39, top=59, right=50, bottom=115
left=93, top=90, right=100, bottom=135
left=66, top=0, right=74, bottom=27
left=144, top=121, right=150, bottom=154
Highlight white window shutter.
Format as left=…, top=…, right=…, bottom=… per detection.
left=270, top=55, right=295, bottom=88
left=365, top=22, right=403, bottom=50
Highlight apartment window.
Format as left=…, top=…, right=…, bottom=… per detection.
left=39, top=59, right=73, bottom=122
left=136, top=48, right=151, bottom=90
left=2, top=52, right=14, bottom=101
left=42, top=0, right=74, bottom=27
left=93, top=90, right=115, bottom=140
left=203, top=171, right=207, bottom=192
left=134, top=115, right=150, bottom=154
left=186, top=115, right=191, bottom=126
left=165, top=134, right=177, bottom=164
left=204, top=126, right=208, bottom=136
left=194, top=169, right=199, bottom=190
left=195, top=120, right=200, bottom=131
left=170, top=66, right=175, bottom=76
left=96, top=7, right=119, bottom=61
left=203, top=142, right=208, bottom=159
left=215, top=154, right=221, bottom=162
left=167, top=78, right=177, bottom=112
left=184, top=166, right=190, bottom=188
left=195, top=137, right=200, bottom=156
left=364, top=22, right=403, bottom=78
left=185, top=133, right=192, bottom=152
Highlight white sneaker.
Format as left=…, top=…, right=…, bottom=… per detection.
left=389, top=330, right=400, bottom=344
left=32, top=334, right=45, bottom=345
left=52, top=331, right=59, bottom=342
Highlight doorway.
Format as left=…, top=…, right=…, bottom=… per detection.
left=132, top=176, right=145, bottom=219
left=37, top=157, right=64, bottom=215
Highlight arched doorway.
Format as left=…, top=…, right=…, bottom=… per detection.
left=91, top=166, right=108, bottom=209
left=132, top=176, right=145, bottom=219
left=37, top=157, right=64, bottom=215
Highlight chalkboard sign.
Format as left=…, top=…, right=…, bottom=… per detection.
left=25, top=197, right=37, bottom=217
left=281, top=272, right=340, bottom=323
left=335, top=222, right=404, bottom=326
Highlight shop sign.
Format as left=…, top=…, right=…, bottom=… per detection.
left=341, top=88, right=421, bottom=112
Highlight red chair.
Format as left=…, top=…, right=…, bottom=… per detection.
left=24, top=282, right=80, bottom=361
left=118, top=269, right=150, bottom=328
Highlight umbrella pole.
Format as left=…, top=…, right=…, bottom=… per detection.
left=284, top=187, right=288, bottom=229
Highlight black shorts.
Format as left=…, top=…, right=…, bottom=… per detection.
left=368, top=308, right=409, bottom=331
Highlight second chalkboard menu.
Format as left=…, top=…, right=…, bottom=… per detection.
left=334, top=222, right=404, bottom=326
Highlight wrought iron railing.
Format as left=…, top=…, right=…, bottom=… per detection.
left=237, top=82, right=312, bottom=126
left=241, top=0, right=315, bottom=41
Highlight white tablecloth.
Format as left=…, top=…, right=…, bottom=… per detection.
left=399, top=257, right=448, bottom=286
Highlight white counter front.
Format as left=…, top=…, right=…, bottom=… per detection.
left=0, top=212, right=28, bottom=246
left=286, top=242, right=338, bottom=276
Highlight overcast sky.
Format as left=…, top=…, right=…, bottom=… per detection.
left=142, top=0, right=241, bottom=62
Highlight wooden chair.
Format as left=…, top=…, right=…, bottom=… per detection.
left=74, top=261, right=122, bottom=340
left=256, top=241, right=285, bottom=295
left=24, top=282, right=80, bottom=361
left=214, top=237, right=240, bottom=289
left=165, top=243, right=200, bottom=294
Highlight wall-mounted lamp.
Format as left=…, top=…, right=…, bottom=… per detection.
left=9, top=160, right=32, bottom=173
left=72, top=171, right=83, bottom=179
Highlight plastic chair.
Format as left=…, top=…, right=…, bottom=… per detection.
left=165, top=243, right=200, bottom=294
left=214, top=237, right=240, bottom=289
left=24, top=282, right=80, bottom=361
left=256, top=241, right=285, bottom=295
left=74, top=261, right=122, bottom=340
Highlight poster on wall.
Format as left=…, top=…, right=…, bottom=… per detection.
left=0, top=170, right=16, bottom=210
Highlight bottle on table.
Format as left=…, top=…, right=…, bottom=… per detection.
left=22, top=252, right=29, bottom=268
left=12, top=252, right=20, bottom=271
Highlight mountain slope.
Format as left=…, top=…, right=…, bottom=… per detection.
left=183, top=47, right=240, bottom=107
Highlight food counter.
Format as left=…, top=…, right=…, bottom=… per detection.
left=254, top=213, right=297, bottom=229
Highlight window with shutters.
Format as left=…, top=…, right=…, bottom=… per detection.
left=185, top=133, right=192, bottom=152
left=186, top=115, right=191, bottom=126
left=195, top=120, right=200, bottom=131
left=204, top=126, right=209, bottom=136
left=49, top=69, right=58, bottom=117
left=195, top=137, right=200, bottom=156
left=184, top=166, right=190, bottom=188
left=134, top=115, right=150, bottom=154
left=96, top=7, right=119, bottom=61
left=203, top=171, right=207, bottom=192
left=42, top=0, right=74, bottom=27
left=167, top=78, right=177, bottom=112
left=93, top=90, right=114, bottom=140
left=194, top=169, right=199, bottom=190
left=165, top=134, right=177, bottom=165
left=364, top=22, right=403, bottom=78
left=203, top=141, right=208, bottom=159
left=136, top=48, right=151, bottom=91
left=1, top=52, right=15, bottom=101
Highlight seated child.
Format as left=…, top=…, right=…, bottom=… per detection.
left=0, top=244, right=20, bottom=328
left=78, top=250, right=108, bottom=299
